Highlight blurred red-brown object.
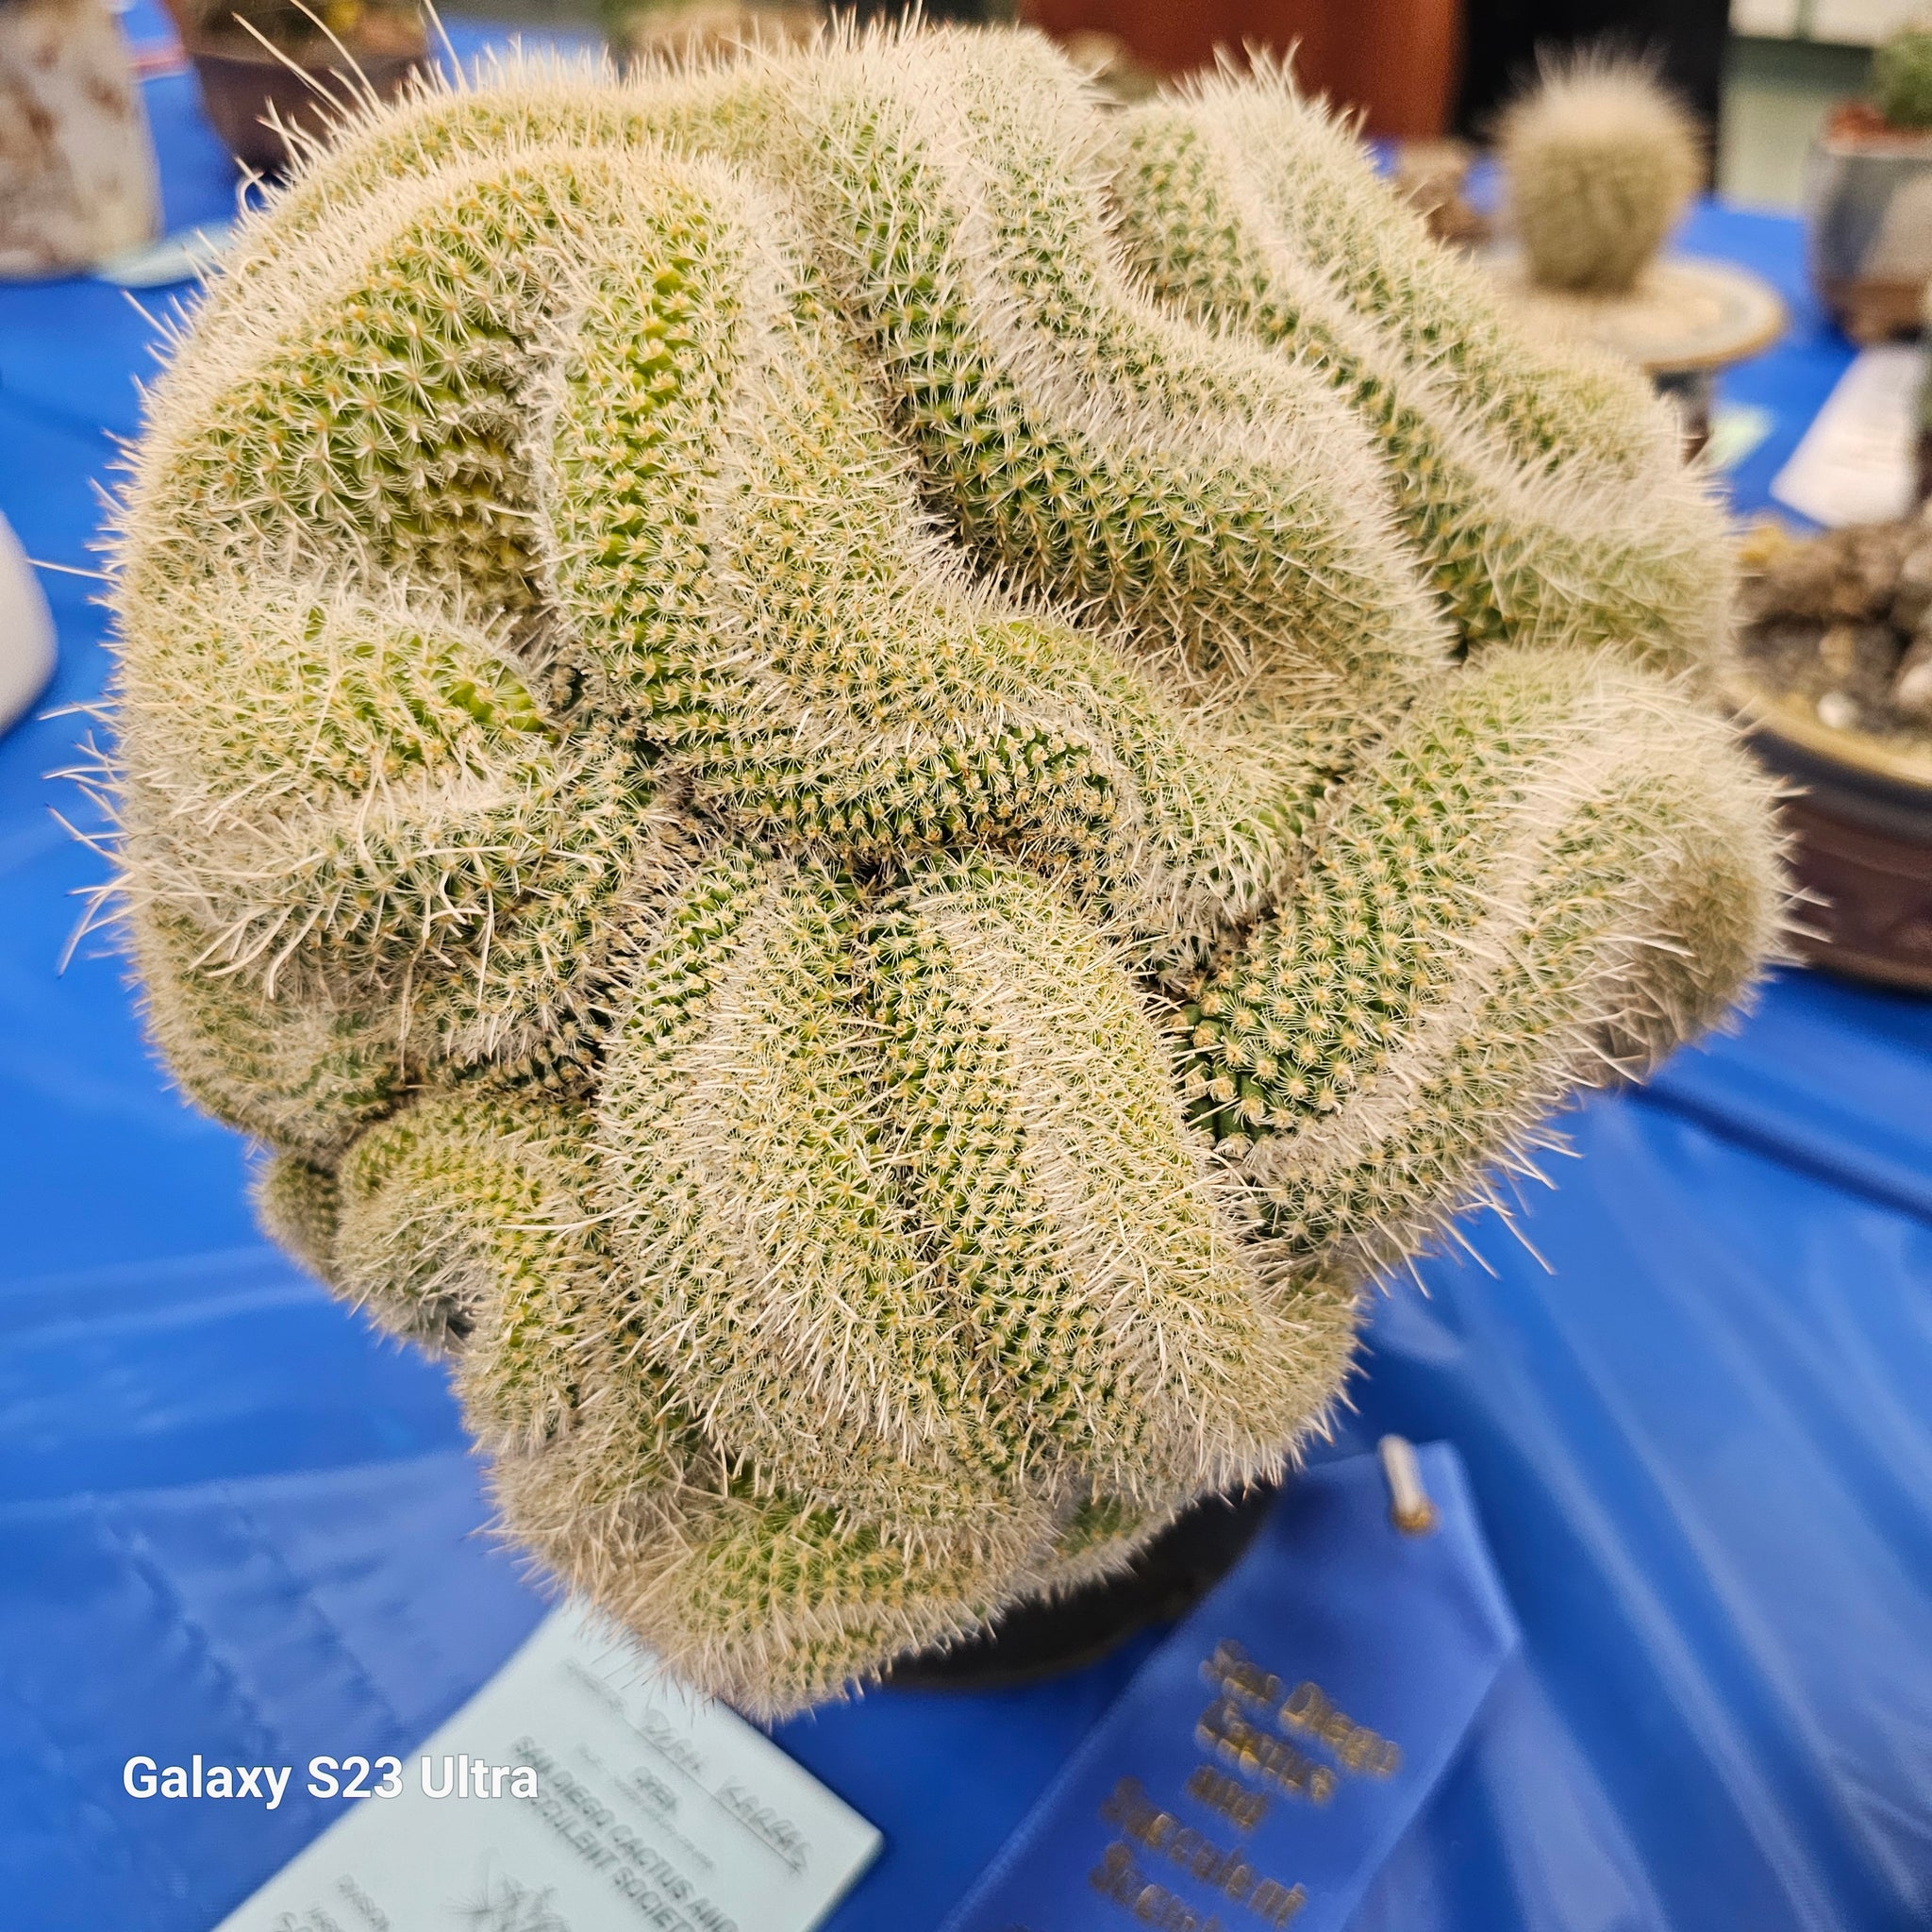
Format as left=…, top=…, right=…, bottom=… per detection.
left=1021, top=0, right=1462, bottom=139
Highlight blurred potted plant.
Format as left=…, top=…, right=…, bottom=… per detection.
left=1808, top=16, right=1932, bottom=342
left=0, top=0, right=159, bottom=277
left=1727, top=518, right=1932, bottom=991
left=1483, top=52, right=1784, bottom=456
left=170, top=0, right=430, bottom=174
left=603, top=0, right=821, bottom=66
left=601, top=0, right=1016, bottom=67
left=1390, top=138, right=1490, bottom=248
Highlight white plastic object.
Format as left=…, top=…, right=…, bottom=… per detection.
left=0, top=515, right=58, bottom=740
left=1379, top=1433, right=1440, bottom=1537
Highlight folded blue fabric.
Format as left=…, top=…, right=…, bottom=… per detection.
left=1648, top=969, right=1932, bottom=1222
left=0, top=1452, right=542, bottom=1922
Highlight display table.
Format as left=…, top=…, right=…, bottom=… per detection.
left=2, top=25, right=1928, bottom=1929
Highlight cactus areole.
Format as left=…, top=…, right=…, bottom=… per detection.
left=107, top=28, right=1783, bottom=1716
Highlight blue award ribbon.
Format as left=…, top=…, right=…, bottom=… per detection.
left=940, top=1442, right=1518, bottom=1932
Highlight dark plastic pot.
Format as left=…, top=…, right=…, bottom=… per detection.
left=1807, top=101, right=1932, bottom=343
left=184, top=30, right=429, bottom=174
left=884, top=1481, right=1279, bottom=1690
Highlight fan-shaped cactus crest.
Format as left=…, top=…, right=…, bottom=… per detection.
left=107, top=26, right=1781, bottom=1715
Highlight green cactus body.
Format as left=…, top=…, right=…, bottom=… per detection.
left=330, top=1093, right=625, bottom=1436
left=116, top=571, right=655, bottom=1094
left=490, top=1442, right=1060, bottom=1714
left=1169, top=58, right=1674, bottom=480
left=323, top=1084, right=1066, bottom=1712
left=193, top=68, right=664, bottom=308
left=855, top=855, right=1335, bottom=1499
left=1107, top=97, right=1729, bottom=672
left=1875, top=23, right=1932, bottom=129
left=254, top=1153, right=344, bottom=1280
left=149, top=68, right=1391, bottom=971
left=533, top=173, right=1127, bottom=861
left=122, top=147, right=644, bottom=620
left=134, top=905, right=402, bottom=1160
left=1180, top=647, right=1777, bottom=1276
left=539, top=174, right=1357, bottom=974
left=756, top=39, right=1449, bottom=711
left=595, top=841, right=1347, bottom=1533
left=595, top=845, right=1024, bottom=1527
left=108, top=29, right=1782, bottom=1716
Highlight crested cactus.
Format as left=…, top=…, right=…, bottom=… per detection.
left=106, top=28, right=1783, bottom=1717
left=1874, top=19, right=1932, bottom=131
left=1496, top=52, right=1704, bottom=298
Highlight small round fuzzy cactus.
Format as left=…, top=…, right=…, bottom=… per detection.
left=1874, top=19, right=1932, bottom=130
left=1498, top=52, right=1704, bottom=296
left=107, top=29, right=1782, bottom=1716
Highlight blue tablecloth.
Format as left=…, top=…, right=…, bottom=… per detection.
left=3, top=30, right=1929, bottom=1930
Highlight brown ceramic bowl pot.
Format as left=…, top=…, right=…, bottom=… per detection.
left=1726, top=671, right=1932, bottom=992
left=164, top=2, right=429, bottom=174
